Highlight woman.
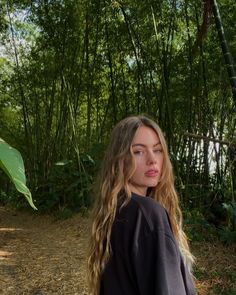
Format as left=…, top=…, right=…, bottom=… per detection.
left=88, top=116, right=196, bottom=295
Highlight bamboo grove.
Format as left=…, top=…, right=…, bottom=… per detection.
left=0, top=0, right=235, bottom=219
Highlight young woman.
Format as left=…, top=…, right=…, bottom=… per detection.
left=88, top=116, right=196, bottom=295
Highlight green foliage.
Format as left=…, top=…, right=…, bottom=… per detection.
left=0, top=190, right=9, bottom=205
left=0, top=0, right=236, bottom=215
left=34, top=154, right=94, bottom=213
left=54, top=208, right=74, bottom=220
left=223, top=201, right=236, bottom=221
left=184, top=202, right=236, bottom=244
left=218, top=228, right=236, bottom=244
left=0, top=138, right=37, bottom=210
left=218, top=201, right=236, bottom=244
left=184, top=209, right=217, bottom=242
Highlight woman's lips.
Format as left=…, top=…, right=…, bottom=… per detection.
left=145, top=170, right=158, bottom=177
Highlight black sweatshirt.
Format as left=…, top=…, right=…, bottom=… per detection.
left=100, top=193, right=197, bottom=295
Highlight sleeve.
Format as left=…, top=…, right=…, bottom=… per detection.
left=131, top=229, right=191, bottom=295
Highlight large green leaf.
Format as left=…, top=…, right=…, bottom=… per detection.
left=0, top=138, right=37, bottom=210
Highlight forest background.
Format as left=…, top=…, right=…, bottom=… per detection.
left=0, top=0, right=236, bottom=292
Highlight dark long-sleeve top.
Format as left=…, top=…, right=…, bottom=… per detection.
left=100, top=192, right=197, bottom=295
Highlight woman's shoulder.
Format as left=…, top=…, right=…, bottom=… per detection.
left=117, top=192, right=172, bottom=235
left=131, top=192, right=165, bottom=213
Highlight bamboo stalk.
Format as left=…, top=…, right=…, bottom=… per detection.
left=211, top=0, right=236, bottom=103
left=184, top=132, right=236, bottom=147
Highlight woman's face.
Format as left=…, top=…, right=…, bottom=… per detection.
left=128, top=125, right=164, bottom=196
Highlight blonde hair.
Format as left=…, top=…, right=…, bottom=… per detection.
left=88, top=115, right=194, bottom=295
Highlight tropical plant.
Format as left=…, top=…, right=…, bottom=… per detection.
left=0, top=138, right=37, bottom=210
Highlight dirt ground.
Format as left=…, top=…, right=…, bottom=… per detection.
left=0, top=206, right=235, bottom=295
left=0, top=206, right=89, bottom=295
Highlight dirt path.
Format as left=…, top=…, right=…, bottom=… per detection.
left=1, top=206, right=235, bottom=295
left=0, top=206, right=89, bottom=295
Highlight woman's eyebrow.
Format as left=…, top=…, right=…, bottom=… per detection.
left=132, top=142, right=161, bottom=147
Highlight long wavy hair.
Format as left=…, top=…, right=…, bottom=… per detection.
left=88, top=115, right=194, bottom=295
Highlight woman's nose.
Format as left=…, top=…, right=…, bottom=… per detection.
left=147, top=151, right=157, bottom=164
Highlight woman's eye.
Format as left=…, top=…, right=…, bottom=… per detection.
left=133, top=150, right=144, bottom=155
left=154, top=149, right=162, bottom=153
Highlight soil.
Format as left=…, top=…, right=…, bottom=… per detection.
left=0, top=206, right=235, bottom=295
left=0, top=206, right=89, bottom=295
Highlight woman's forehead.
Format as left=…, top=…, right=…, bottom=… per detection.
left=132, top=126, right=160, bottom=145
